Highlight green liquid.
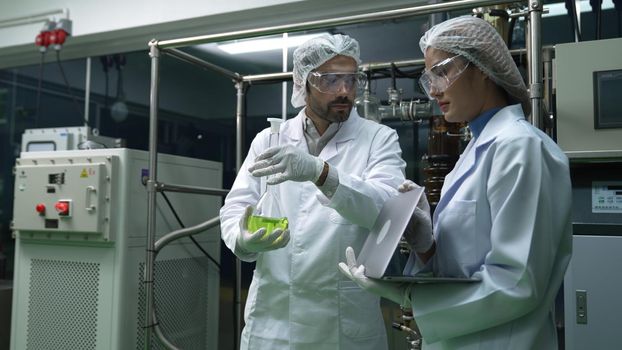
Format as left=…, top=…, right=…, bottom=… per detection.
left=247, top=215, right=289, bottom=236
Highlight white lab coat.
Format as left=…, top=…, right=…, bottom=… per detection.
left=220, top=108, right=406, bottom=350
left=408, top=104, right=572, bottom=349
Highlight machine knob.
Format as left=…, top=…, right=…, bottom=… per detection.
left=35, top=203, right=46, bottom=215
left=54, top=201, right=70, bottom=216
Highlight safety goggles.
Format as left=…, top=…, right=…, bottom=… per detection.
left=419, top=55, right=470, bottom=99
left=308, top=71, right=366, bottom=94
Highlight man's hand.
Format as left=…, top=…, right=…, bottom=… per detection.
left=249, top=145, right=324, bottom=185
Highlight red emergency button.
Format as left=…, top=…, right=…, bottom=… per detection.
left=55, top=201, right=70, bottom=216
left=35, top=203, right=46, bottom=215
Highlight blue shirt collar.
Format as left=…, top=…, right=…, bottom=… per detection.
left=468, top=107, right=502, bottom=138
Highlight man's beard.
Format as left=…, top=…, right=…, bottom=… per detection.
left=308, top=96, right=353, bottom=123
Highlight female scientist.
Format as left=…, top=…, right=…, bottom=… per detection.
left=339, top=16, right=572, bottom=349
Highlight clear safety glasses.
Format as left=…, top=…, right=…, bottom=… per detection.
left=308, top=71, right=366, bottom=94
left=419, top=55, right=470, bottom=99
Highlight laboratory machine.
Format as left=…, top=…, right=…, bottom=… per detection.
left=10, top=137, right=222, bottom=349
left=555, top=37, right=622, bottom=350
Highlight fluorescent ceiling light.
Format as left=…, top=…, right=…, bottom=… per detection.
left=543, top=0, right=614, bottom=18
left=217, top=33, right=325, bottom=55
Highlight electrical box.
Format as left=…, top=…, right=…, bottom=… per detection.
left=13, top=156, right=112, bottom=240
left=564, top=165, right=622, bottom=350
left=10, top=148, right=222, bottom=350
left=555, top=38, right=622, bottom=159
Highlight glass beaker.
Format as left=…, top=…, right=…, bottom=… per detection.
left=247, top=118, right=289, bottom=236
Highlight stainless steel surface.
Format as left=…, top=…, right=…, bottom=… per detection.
left=156, top=0, right=517, bottom=49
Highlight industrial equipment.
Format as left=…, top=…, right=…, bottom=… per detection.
left=556, top=38, right=622, bottom=350
left=562, top=164, right=622, bottom=350
left=10, top=148, right=222, bottom=349
left=556, top=37, right=622, bottom=159
left=20, top=126, right=123, bottom=152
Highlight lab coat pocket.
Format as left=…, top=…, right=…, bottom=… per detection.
left=437, top=199, right=477, bottom=267
left=338, top=280, right=384, bottom=339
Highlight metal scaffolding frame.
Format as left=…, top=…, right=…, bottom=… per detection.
left=144, top=0, right=544, bottom=348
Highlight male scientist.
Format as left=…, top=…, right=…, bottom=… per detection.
left=220, top=34, right=406, bottom=349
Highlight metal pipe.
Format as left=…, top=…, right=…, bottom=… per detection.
left=282, top=33, right=288, bottom=120
left=0, top=8, right=68, bottom=29
left=84, top=57, right=91, bottom=128
left=241, top=47, right=542, bottom=85
left=528, top=0, right=543, bottom=129
left=163, top=48, right=242, bottom=82
left=149, top=216, right=220, bottom=350
left=144, top=40, right=161, bottom=349
left=542, top=47, right=554, bottom=137
left=234, top=81, right=246, bottom=350
left=154, top=216, right=220, bottom=252
left=156, top=0, right=516, bottom=49
left=361, top=58, right=425, bottom=71
left=153, top=314, right=180, bottom=350
left=243, top=71, right=292, bottom=84
left=156, top=182, right=229, bottom=197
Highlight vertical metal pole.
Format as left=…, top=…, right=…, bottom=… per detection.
left=84, top=57, right=91, bottom=129
left=528, top=0, right=543, bottom=129
left=282, top=33, right=288, bottom=120
left=144, top=40, right=161, bottom=349
left=234, top=80, right=246, bottom=350
left=542, top=47, right=554, bottom=137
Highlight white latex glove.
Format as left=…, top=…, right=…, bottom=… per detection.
left=399, top=180, right=434, bottom=253
left=248, top=145, right=324, bottom=185
left=338, top=247, right=409, bottom=306
left=236, top=206, right=290, bottom=253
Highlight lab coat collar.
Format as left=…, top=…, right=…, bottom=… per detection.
left=283, top=107, right=362, bottom=161
left=472, top=104, right=525, bottom=148
left=433, top=104, right=525, bottom=222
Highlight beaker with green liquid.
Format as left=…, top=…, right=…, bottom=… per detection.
left=247, top=215, right=289, bottom=236
left=247, top=117, right=289, bottom=238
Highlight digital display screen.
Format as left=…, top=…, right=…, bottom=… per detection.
left=594, top=69, right=622, bottom=129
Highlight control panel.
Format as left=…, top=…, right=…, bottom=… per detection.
left=592, top=181, right=622, bottom=213
left=12, top=155, right=114, bottom=241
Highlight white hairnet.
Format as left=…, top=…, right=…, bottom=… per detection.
left=291, top=34, right=361, bottom=108
left=420, top=16, right=530, bottom=115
